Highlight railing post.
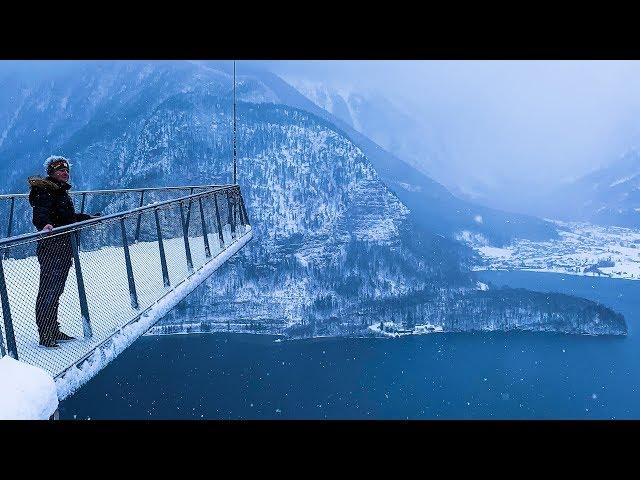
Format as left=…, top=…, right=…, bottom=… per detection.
left=69, top=232, right=92, bottom=338
left=213, top=193, right=225, bottom=250
left=179, top=202, right=194, bottom=272
left=199, top=197, right=211, bottom=258
left=135, top=190, right=145, bottom=242
left=238, top=193, right=250, bottom=227
left=227, top=192, right=237, bottom=240
left=233, top=190, right=239, bottom=234
left=80, top=192, right=87, bottom=214
left=0, top=320, right=4, bottom=357
left=0, top=254, right=18, bottom=359
left=6, top=196, right=15, bottom=239
left=3, top=197, right=15, bottom=258
left=77, top=192, right=87, bottom=248
left=120, top=218, right=139, bottom=310
left=184, top=187, right=194, bottom=232
left=154, top=209, right=170, bottom=287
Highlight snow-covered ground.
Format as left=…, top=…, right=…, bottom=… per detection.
left=466, top=220, right=640, bottom=280
left=1, top=223, right=248, bottom=382
left=0, top=356, right=58, bottom=419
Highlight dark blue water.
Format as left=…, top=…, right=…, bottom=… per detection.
left=59, top=271, right=640, bottom=419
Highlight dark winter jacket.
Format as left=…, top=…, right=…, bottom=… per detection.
left=28, top=176, right=92, bottom=231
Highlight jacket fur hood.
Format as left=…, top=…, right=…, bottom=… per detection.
left=28, top=176, right=69, bottom=191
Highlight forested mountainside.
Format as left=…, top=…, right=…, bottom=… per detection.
left=248, top=69, right=559, bottom=247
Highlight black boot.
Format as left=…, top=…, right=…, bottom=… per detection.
left=54, top=331, right=75, bottom=342
left=39, top=336, right=60, bottom=348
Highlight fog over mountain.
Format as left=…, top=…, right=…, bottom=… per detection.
left=255, top=60, right=640, bottom=216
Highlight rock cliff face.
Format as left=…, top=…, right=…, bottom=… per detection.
left=0, top=61, right=626, bottom=336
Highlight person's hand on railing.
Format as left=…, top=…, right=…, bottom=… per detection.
left=42, top=224, right=54, bottom=232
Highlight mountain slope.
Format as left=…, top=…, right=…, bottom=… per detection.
left=286, top=80, right=452, bottom=185
left=246, top=70, right=558, bottom=247
left=543, top=148, right=640, bottom=227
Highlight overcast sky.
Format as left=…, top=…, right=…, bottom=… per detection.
left=4, top=60, right=640, bottom=206
left=258, top=60, right=640, bottom=199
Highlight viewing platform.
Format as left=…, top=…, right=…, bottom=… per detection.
left=0, top=184, right=252, bottom=412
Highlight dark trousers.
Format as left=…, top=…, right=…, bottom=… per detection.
left=35, top=236, right=73, bottom=341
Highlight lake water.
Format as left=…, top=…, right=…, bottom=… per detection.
left=59, top=270, right=640, bottom=419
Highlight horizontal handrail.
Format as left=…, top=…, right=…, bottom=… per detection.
left=0, top=185, right=240, bottom=249
left=0, top=183, right=235, bottom=200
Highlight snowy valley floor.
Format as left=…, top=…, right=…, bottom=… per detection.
left=468, top=220, right=640, bottom=280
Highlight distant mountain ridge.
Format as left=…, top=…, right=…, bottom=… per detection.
left=541, top=148, right=640, bottom=228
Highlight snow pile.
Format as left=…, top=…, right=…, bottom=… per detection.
left=0, top=356, right=58, bottom=420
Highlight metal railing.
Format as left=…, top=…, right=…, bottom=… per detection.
left=0, top=184, right=234, bottom=243
left=0, top=184, right=251, bottom=378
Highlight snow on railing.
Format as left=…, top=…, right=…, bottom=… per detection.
left=0, top=184, right=251, bottom=383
